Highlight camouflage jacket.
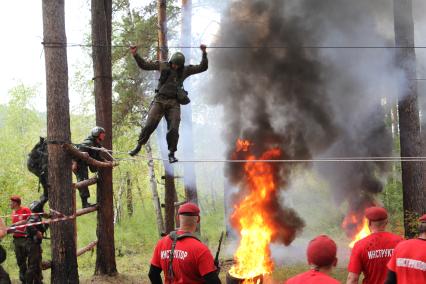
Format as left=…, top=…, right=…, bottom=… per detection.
left=133, top=52, right=208, bottom=98
left=77, top=136, right=103, bottom=172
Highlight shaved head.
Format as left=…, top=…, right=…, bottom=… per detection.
left=178, top=215, right=199, bottom=232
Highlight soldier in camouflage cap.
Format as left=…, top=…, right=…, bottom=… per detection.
left=73, top=126, right=107, bottom=208
left=128, top=44, right=208, bottom=163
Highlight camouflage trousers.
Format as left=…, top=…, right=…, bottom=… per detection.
left=25, top=240, right=42, bottom=284
left=138, top=97, right=181, bottom=152
left=13, top=238, right=28, bottom=283
left=75, top=164, right=90, bottom=199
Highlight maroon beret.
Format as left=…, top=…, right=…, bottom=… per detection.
left=178, top=203, right=200, bottom=216
left=307, top=235, right=337, bottom=267
left=365, top=207, right=388, bottom=221
left=419, top=214, right=426, bottom=223
left=10, top=195, right=21, bottom=204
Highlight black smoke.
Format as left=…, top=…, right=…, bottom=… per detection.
left=205, top=0, right=401, bottom=243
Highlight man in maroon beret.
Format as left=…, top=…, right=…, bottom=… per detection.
left=385, top=214, right=426, bottom=284
left=10, top=195, right=32, bottom=283
left=285, top=235, right=340, bottom=283
left=148, top=202, right=221, bottom=284
left=347, top=206, right=403, bottom=284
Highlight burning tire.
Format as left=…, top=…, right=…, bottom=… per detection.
left=226, top=271, right=263, bottom=284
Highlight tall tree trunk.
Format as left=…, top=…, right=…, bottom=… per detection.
left=92, top=0, right=117, bottom=275
left=180, top=0, right=199, bottom=205
left=126, top=172, right=134, bottom=217
left=157, top=0, right=177, bottom=234
left=42, top=1, right=79, bottom=282
left=393, top=0, right=426, bottom=238
left=146, top=143, right=165, bottom=234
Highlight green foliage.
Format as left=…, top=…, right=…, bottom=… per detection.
left=0, top=84, right=45, bottom=213
left=111, top=0, right=179, bottom=136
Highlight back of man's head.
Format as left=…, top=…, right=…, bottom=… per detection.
left=179, top=215, right=199, bottom=228
left=178, top=203, right=200, bottom=232
left=307, top=235, right=337, bottom=268
left=365, top=207, right=388, bottom=232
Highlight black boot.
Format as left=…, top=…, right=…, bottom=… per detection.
left=168, top=152, right=178, bottom=163
left=128, top=143, right=142, bottom=156
left=82, top=198, right=95, bottom=209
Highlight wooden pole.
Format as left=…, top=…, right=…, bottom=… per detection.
left=157, top=0, right=177, bottom=234
left=73, top=177, right=98, bottom=189
left=91, top=0, right=117, bottom=275
left=42, top=0, right=79, bottom=282
left=393, top=0, right=426, bottom=237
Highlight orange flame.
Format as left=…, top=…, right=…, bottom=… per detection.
left=236, top=139, right=251, bottom=152
left=342, top=210, right=372, bottom=248
left=348, top=218, right=371, bottom=248
left=229, top=140, right=281, bottom=282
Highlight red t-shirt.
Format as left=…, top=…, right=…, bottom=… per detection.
left=347, top=231, right=403, bottom=284
left=11, top=207, right=31, bottom=238
left=150, top=230, right=217, bottom=284
left=285, top=270, right=340, bottom=284
left=387, top=238, right=426, bottom=284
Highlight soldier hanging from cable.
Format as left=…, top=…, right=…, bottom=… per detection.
left=72, top=126, right=108, bottom=208
left=128, top=44, right=208, bottom=163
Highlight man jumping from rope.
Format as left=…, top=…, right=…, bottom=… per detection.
left=128, top=44, right=208, bottom=163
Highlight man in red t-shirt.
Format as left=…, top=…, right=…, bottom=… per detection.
left=148, top=203, right=221, bottom=284
left=10, top=195, right=32, bottom=283
left=285, top=235, right=340, bottom=284
left=346, top=207, right=403, bottom=284
left=385, top=214, right=426, bottom=284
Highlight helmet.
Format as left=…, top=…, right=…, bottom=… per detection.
left=91, top=126, right=105, bottom=138
left=170, top=52, right=185, bottom=67
left=29, top=200, right=43, bottom=213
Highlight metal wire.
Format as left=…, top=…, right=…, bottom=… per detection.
left=128, top=154, right=426, bottom=163
left=41, top=41, right=426, bottom=49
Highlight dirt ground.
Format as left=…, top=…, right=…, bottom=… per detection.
left=80, top=274, right=147, bottom=284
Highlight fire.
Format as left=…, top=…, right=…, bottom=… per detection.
left=235, top=139, right=251, bottom=152
left=348, top=218, right=371, bottom=248
left=229, top=139, right=281, bottom=282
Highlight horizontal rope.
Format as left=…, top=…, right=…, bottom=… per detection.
left=0, top=209, right=65, bottom=219
left=7, top=213, right=75, bottom=231
left=74, top=146, right=426, bottom=163
left=41, top=42, right=426, bottom=49
left=130, top=154, right=426, bottom=163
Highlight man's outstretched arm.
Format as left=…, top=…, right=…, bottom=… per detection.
left=130, top=46, right=160, bottom=71
left=185, top=44, right=208, bottom=76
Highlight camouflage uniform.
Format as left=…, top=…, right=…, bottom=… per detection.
left=75, top=135, right=104, bottom=207
left=25, top=219, right=44, bottom=284
left=13, top=237, right=28, bottom=283
left=131, top=51, right=208, bottom=156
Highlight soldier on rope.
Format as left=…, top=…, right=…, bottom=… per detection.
left=128, top=44, right=208, bottom=163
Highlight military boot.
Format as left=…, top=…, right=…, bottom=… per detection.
left=168, top=152, right=178, bottom=163
left=128, top=143, right=142, bottom=156
left=82, top=198, right=95, bottom=209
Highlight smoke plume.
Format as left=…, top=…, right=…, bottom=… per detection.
left=206, top=0, right=403, bottom=242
